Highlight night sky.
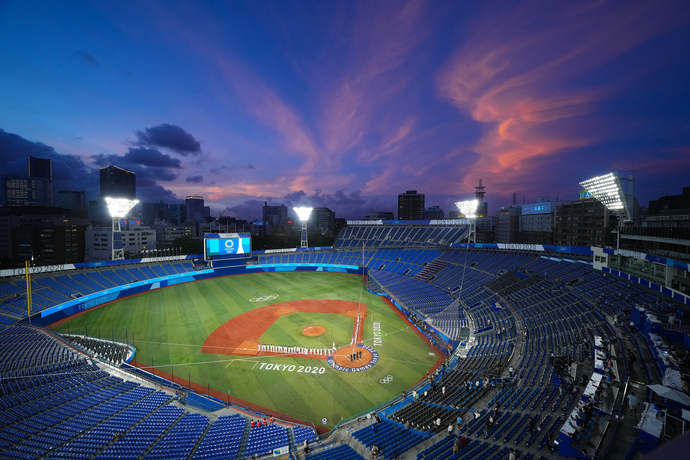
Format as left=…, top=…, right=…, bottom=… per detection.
left=1, top=1, right=689, bottom=219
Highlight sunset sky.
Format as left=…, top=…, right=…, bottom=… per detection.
left=1, top=0, right=689, bottom=219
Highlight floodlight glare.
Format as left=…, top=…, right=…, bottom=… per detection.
left=105, top=197, right=139, bottom=218
left=455, top=199, right=479, bottom=219
left=579, top=173, right=625, bottom=212
left=293, top=206, right=313, bottom=222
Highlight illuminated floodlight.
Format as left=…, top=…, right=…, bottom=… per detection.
left=580, top=172, right=633, bottom=250
left=105, top=197, right=138, bottom=261
left=455, top=199, right=479, bottom=219
left=105, top=197, right=139, bottom=218
left=293, top=206, right=313, bottom=248
left=579, top=173, right=626, bottom=213
left=293, top=206, right=313, bottom=222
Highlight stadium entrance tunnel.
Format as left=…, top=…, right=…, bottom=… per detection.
left=201, top=299, right=366, bottom=359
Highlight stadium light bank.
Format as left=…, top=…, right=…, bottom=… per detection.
left=293, top=206, right=313, bottom=248
left=455, top=198, right=479, bottom=243
left=105, top=197, right=139, bottom=260
left=579, top=172, right=632, bottom=250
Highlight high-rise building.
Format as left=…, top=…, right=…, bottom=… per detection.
left=262, top=202, right=288, bottom=232
left=495, top=206, right=521, bottom=243
left=1, top=156, right=54, bottom=207
left=142, top=202, right=169, bottom=226
left=398, top=190, right=425, bottom=220
left=518, top=200, right=562, bottom=244
left=85, top=225, right=156, bottom=261
left=553, top=199, right=610, bottom=247
left=185, top=196, right=205, bottom=222
left=3, top=176, right=53, bottom=207
left=28, top=156, right=52, bottom=179
left=424, top=206, right=444, bottom=220
left=0, top=206, right=87, bottom=266
left=56, top=190, right=86, bottom=213
left=311, top=207, right=336, bottom=235
left=166, top=203, right=186, bottom=225
left=100, top=165, right=136, bottom=198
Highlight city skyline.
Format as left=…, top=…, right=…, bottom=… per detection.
left=2, top=1, right=690, bottom=220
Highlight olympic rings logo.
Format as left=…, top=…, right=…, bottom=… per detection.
left=379, top=374, right=394, bottom=384
left=249, top=294, right=279, bottom=302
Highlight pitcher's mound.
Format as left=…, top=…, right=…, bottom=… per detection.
left=302, top=325, right=326, bottom=337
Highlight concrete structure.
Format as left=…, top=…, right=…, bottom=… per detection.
left=262, top=202, right=288, bottom=233
left=495, top=206, right=521, bottom=243
left=397, top=190, right=425, bottom=220
left=311, top=207, right=335, bottom=235
left=424, top=206, right=444, bottom=220
left=553, top=199, right=610, bottom=247
left=519, top=200, right=561, bottom=244
left=100, top=165, right=136, bottom=199
left=86, top=225, right=156, bottom=261
left=185, top=196, right=205, bottom=223
left=0, top=206, right=86, bottom=267
left=56, top=190, right=86, bottom=213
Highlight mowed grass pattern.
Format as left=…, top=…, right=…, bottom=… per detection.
left=53, top=272, right=438, bottom=427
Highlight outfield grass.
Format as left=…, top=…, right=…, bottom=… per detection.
left=53, top=272, right=439, bottom=427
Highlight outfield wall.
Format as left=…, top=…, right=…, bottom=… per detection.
left=35, top=263, right=364, bottom=327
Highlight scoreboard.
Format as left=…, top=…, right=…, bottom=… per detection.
left=204, top=233, right=252, bottom=258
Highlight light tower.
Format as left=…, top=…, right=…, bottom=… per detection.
left=293, top=206, right=313, bottom=248
left=455, top=199, right=480, bottom=243
left=105, top=197, right=139, bottom=260
left=579, top=172, right=633, bottom=250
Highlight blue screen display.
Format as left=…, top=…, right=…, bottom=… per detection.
left=205, top=237, right=251, bottom=256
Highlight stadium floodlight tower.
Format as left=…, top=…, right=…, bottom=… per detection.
left=105, top=197, right=139, bottom=260
left=455, top=198, right=480, bottom=243
left=293, top=206, right=313, bottom=248
left=579, top=172, right=633, bottom=250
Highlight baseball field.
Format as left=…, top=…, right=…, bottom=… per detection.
left=51, top=271, right=441, bottom=428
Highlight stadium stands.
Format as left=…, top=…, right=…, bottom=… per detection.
left=2, top=222, right=688, bottom=458
left=0, top=260, right=196, bottom=322
left=0, top=326, right=325, bottom=459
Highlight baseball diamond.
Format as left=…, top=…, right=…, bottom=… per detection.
left=52, top=271, right=443, bottom=428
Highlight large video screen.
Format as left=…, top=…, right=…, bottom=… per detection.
left=205, top=236, right=251, bottom=256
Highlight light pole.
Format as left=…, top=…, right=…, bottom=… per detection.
left=293, top=207, right=313, bottom=248
left=455, top=199, right=480, bottom=244
left=579, top=172, right=633, bottom=250
left=105, top=197, right=139, bottom=260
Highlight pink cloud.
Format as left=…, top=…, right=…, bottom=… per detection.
left=437, top=0, right=689, bottom=195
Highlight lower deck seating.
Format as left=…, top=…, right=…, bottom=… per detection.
left=352, top=420, right=431, bottom=460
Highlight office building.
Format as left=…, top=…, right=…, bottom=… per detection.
left=262, top=202, right=288, bottom=232
left=0, top=206, right=86, bottom=267
left=424, top=206, right=444, bottom=220
left=85, top=225, right=156, bottom=261
left=311, top=207, right=336, bottom=235
left=27, top=156, right=52, bottom=179
left=398, top=190, right=425, bottom=220
left=1, top=156, right=54, bottom=207
left=519, top=200, right=561, bottom=244
left=553, top=199, right=610, bottom=247
left=56, top=190, right=86, bottom=213
left=100, top=165, right=136, bottom=198
left=495, top=206, right=521, bottom=243
left=185, top=196, right=205, bottom=223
